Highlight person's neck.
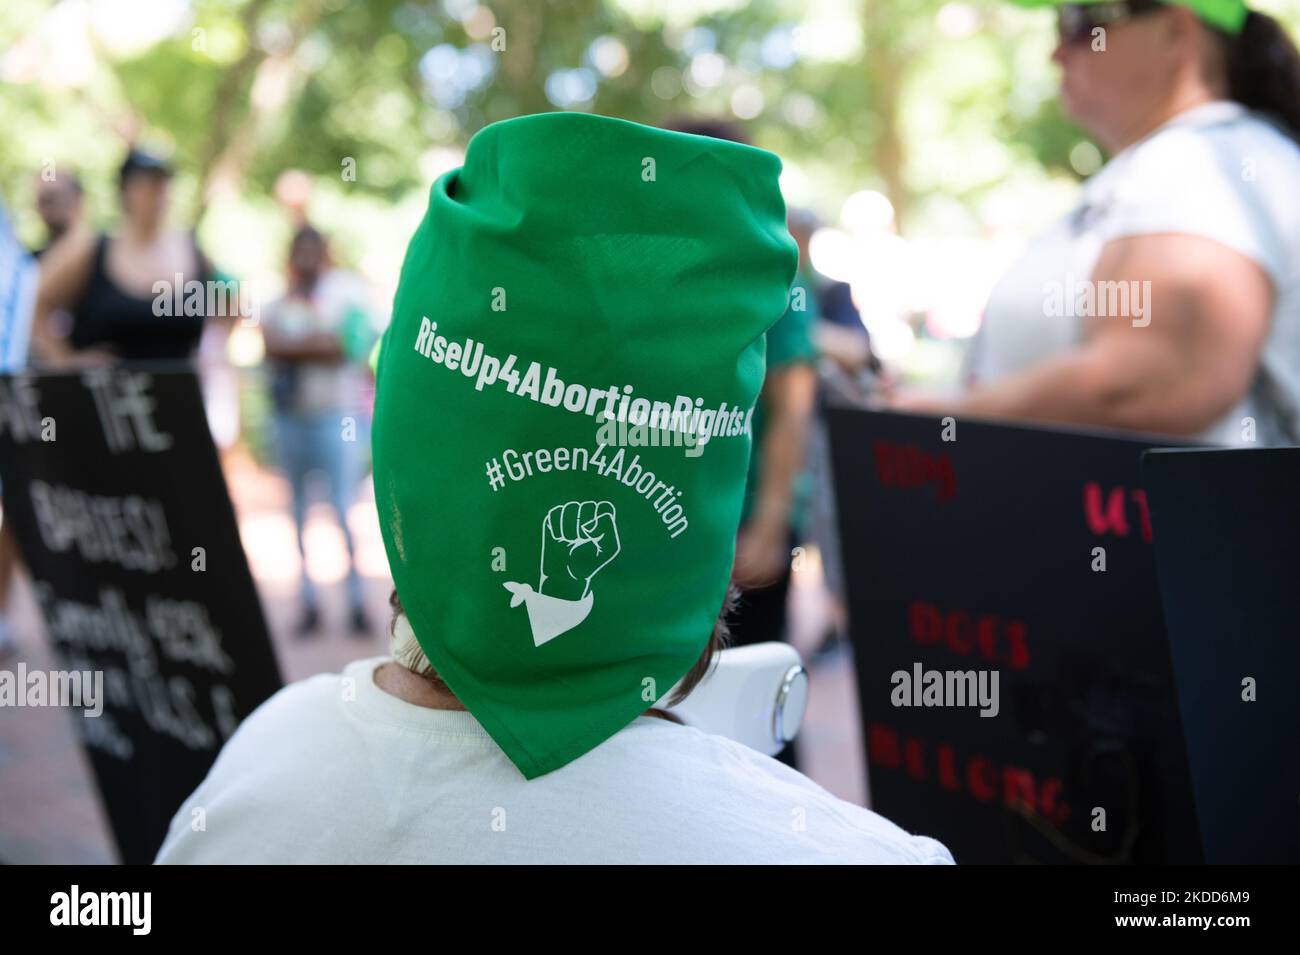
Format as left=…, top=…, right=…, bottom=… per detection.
left=123, top=219, right=162, bottom=244
left=1103, top=86, right=1223, bottom=154
left=373, top=661, right=681, bottom=723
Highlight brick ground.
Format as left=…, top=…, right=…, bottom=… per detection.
left=0, top=450, right=866, bottom=864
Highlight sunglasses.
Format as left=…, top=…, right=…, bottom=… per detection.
left=1056, top=0, right=1167, bottom=45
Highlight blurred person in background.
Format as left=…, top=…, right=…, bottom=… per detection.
left=901, top=0, right=1300, bottom=444
left=262, top=224, right=376, bottom=638
left=670, top=119, right=818, bottom=770
left=787, top=208, right=887, bottom=663
left=32, top=170, right=85, bottom=260
left=31, top=149, right=219, bottom=367
left=0, top=169, right=87, bottom=656
left=787, top=207, right=887, bottom=400
left=28, top=169, right=86, bottom=348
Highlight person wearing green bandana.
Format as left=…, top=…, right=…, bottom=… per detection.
left=155, top=112, right=954, bottom=865
left=899, top=1, right=1300, bottom=445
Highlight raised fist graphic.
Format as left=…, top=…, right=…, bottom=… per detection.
left=539, top=500, right=621, bottom=601
left=504, top=500, right=622, bottom=647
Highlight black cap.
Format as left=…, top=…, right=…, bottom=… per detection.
left=118, top=148, right=173, bottom=187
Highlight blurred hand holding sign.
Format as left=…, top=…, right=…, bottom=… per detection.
left=0, top=367, right=282, bottom=864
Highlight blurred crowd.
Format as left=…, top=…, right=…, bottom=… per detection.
left=1, top=150, right=383, bottom=652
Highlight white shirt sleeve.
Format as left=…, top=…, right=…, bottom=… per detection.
left=1095, top=125, right=1283, bottom=283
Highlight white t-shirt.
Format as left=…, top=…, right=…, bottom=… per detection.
left=966, top=101, right=1300, bottom=445
left=154, top=656, right=954, bottom=865
left=263, top=268, right=373, bottom=415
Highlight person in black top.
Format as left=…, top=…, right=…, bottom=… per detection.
left=31, top=149, right=215, bottom=367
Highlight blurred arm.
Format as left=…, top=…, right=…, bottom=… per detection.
left=936, top=234, right=1272, bottom=435
left=735, top=362, right=816, bottom=586
left=30, top=227, right=94, bottom=366
left=262, top=318, right=346, bottom=364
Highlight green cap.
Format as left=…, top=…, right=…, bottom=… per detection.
left=371, top=112, right=797, bottom=778
left=1009, top=0, right=1250, bottom=35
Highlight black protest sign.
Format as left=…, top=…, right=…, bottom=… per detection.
left=0, top=367, right=282, bottom=864
left=1144, top=447, right=1300, bottom=864
left=826, top=408, right=1201, bottom=864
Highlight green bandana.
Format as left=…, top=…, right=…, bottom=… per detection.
left=371, top=112, right=796, bottom=778
left=1008, top=0, right=1250, bottom=35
